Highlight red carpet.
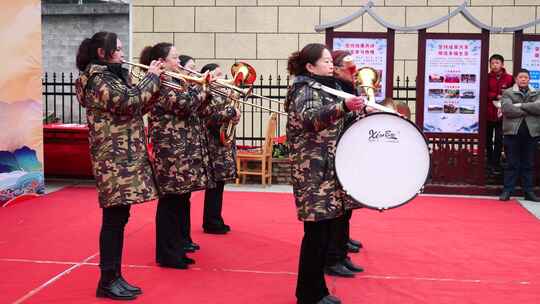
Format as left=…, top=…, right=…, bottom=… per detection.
left=1, top=187, right=540, bottom=303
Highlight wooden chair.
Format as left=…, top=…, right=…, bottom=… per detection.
left=236, top=113, right=277, bottom=185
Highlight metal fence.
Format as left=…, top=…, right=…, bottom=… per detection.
left=42, top=72, right=417, bottom=147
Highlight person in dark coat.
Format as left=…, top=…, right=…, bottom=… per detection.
left=199, top=63, right=240, bottom=234
left=75, top=31, right=163, bottom=300
left=286, top=43, right=366, bottom=304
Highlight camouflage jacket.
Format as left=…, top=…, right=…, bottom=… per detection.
left=286, top=75, right=355, bottom=221
left=75, top=63, right=160, bottom=208
left=201, top=94, right=238, bottom=182
left=148, top=78, right=215, bottom=195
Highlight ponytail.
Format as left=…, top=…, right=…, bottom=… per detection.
left=139, top=46, right=153, bottom=65
left=287, top=51, right=302, bottom=76
left=76, top=38, right=93, bottom=71
left=75, top=31, right=118, bottom=71
left=139, top=43, right=173, bottom=65
left=287, top=43, right=327, bottom=76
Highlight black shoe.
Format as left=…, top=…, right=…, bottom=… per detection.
left=324, top=295, right=342, bottom=304
left=96, top=278, right=137, bottom=300
left=184, top=242, right=200, bottom=252
left=203, top=225, right=229, bottom=234
left=158, top=261, right=189, bottom=269
left=182, top=256, right=195, bottom=265
left=524, top=191, right=540, bottom=202
left=499, top=191, right=511, bottom=201
left=316, top=295, right=342, bottom=304
left=342, top=257, right=364, bottom=272
left=184, top=245, right=196, bottom=253
left=348, top=238, right=363, bottom=248
left=117, top=276, right=142, bottom=295
left=347, top=242, right=360, bottom=253
left=223, top=224, right=231, bottom=232
left=324, top=263, right=355, bottom=278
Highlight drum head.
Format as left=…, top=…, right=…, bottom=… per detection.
left=335, top=113, right=430, bottom=210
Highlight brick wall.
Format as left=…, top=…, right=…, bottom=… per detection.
left=133, top=0, right=540, bottom=80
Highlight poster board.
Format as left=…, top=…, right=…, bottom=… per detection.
left=514, top=31, right=540, bottom=90
left=416, top=31, right=489, bottom=138
left=326, top=30, right=395, bottom=102
left=0, top=0, right=44, bottom=205
left=422, top=39, right=482, bottom=133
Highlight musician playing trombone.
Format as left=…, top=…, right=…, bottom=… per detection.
left=286, top=43, right=366, bottom=304
left=198, top=63, right=241, bottom=234
left=140, top=43, right=212, bottom=269
left=75, top=31, right=163, bottom=300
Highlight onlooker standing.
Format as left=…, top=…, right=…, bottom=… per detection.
left=499, top=69, right=540, bottom=202
left=486, top=54, right=514, bottom=173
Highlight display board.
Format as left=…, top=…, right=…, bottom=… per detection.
left=422, top=39, right=482, bottom=133
left=326, top=29, right=395, bottom=102
left=0, top=0, right=44, bottom=205
left=333, top=37, right=388, bottom=102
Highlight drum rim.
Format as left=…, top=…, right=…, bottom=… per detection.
left=335, top=111, right=432, bottom=211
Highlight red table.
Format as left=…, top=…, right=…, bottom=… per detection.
left=43, top=124, right=93, bottom=178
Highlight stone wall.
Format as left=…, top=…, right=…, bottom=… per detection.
left=42, top=3, right=129, bottom=75
left=132, top=0, right=540, bottom=80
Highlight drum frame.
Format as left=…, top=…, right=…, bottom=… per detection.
left=335, top=112, right=432, bottom=211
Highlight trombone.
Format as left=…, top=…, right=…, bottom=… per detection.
left=178, top=62, right=287, bottom=145
left=177, top=63, right=287, bottom=114
left=122, top=60, right=211, bottom=91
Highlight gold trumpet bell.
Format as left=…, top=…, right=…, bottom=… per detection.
left=354, top=67, right=381, bottom=103
left=230, top=62, right=257, bottom=86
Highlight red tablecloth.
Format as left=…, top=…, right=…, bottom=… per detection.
left=43, top=124, right=93, bottom=178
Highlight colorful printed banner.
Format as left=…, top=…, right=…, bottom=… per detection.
left=333, top=38, right=387, bottom=102
left=423, top=39, right=482, bottom=133
left=0, top=0, right=44, bottom=205
left=522, top=41, right=540, bottom=90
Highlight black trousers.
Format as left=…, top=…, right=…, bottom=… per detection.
left=486, top=120, right=503, bottom=166
left=156, top=193, right=188, bottom=264
left=203, top=181, right=226, bottom=229
left=99, top=205, right=131, bottom=272
left=296, top=216, right=343, bottom=304
left=325, top=210, right=351, bottom=266
left=173, top=192, right=193, bottom=244
left=503, top=122, right=537, bottom=193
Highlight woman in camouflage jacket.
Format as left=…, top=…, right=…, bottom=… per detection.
left=286, top=44, right=366, bottom=304
left=199, top=63, right=240, bottom=234
left=142, top=46, right=213, bottom=266
left=75, top=32, right=162, bottom=300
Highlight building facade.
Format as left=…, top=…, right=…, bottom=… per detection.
left=132, top=0, right=540, bottom=80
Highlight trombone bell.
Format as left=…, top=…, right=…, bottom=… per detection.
left=230, top=62, right=257, bottom=86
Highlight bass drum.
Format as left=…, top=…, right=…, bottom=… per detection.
left=335, top=112, right=430, bottom=210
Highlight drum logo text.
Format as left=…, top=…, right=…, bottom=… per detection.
left=368, top=129, right=399, bottom=143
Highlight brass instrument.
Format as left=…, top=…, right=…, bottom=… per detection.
left=354, top=66, right=381, bottom=104
left=354, top=67, right=412, bottom=119
left=177, top=63, right=286, bottom=109
left=178, top=62, right=287, bottom=146
left=123, top=60, right=210, bottom=91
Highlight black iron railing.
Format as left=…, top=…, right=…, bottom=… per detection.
left=42, top=72, right=417, bottom=147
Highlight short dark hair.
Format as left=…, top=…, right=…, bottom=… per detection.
left=515, top=68, right=530, bottom=77
left=331, top=50, right=351, bottom=67
left=489, top=54, right=504, bottom=63
left=200, top=63, right=220, bottom=74
left=287, top=43, right=328, bottom=76
left=179, top=55, right=194, bottom=67
left=76, top=31, right=118, bottom=71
